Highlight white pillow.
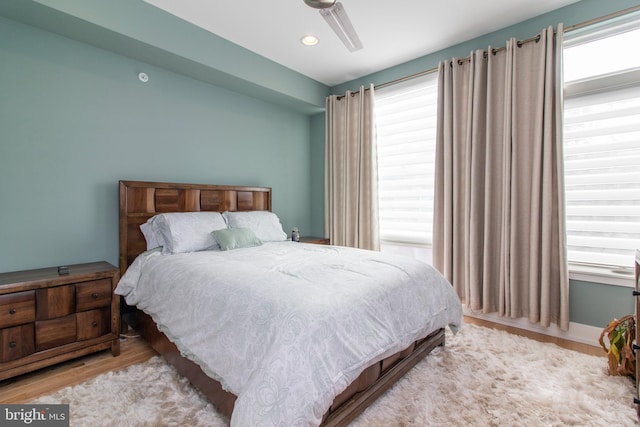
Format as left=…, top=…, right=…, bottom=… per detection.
left=140, top=221, right=162, bottom=250
left=222, top=211, right=287, bottom=242
left=140, top=212, right=228, bottom=254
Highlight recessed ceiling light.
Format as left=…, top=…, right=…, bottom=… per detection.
left=301, top=35, right=319, bottom=46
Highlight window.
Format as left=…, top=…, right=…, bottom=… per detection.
left=563, top=14, right=640, bottom=270
left=374, top=73, right=439, bottom=246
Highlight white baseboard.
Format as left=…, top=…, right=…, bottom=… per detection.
left=463, top=307, right=603, bottom=348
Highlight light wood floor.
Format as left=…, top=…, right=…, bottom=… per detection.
left=0, top=317, right=603, bottom=404
left=0, top=332, right=157, bottom=404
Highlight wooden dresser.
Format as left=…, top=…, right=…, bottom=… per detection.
left=0, top=261, right=120, bottom=381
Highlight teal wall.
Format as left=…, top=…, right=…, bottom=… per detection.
left=309, top=113, right=326, bottom=237
left=0, top=16, right=313, bottom=272
left=570, top=280, right=634, bottom=327
left=0, top=0, right=635, bottom=328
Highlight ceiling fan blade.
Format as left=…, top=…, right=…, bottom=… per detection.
left=319, top=2, right=363, bottom=52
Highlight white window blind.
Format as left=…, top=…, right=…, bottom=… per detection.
left=374, top=73, right=439, bottom=245
left=563, top=15, right=640, bottom=269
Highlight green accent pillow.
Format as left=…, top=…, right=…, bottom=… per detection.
left=212, top=228, right=263, bottom=251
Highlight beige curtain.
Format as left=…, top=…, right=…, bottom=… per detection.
left=324, top=85, right=379, bottom=250
left=433, top=25, right=569, bottom=330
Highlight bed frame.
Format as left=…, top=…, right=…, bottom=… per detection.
left=119, top=180, right=445, bottom=426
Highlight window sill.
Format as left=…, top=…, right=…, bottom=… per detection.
left=569, top=263, right=635, bottom=288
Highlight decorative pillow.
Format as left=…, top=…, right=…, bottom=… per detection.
left=140, top=212, right=228, bottom=254
left=222, top=211, right=287, bottom=242
left=212, top=228, right=263, bottom=251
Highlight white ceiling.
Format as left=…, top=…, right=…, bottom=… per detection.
left=143, top=0, right=580, bottom=87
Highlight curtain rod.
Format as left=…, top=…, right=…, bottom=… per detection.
left=372, top=4, right=640, bottom=91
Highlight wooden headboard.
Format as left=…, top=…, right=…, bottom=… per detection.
left=119, top=180, right=272, bottom=277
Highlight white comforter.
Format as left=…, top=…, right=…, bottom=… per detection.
left=115, top=242, right=462, bottom=426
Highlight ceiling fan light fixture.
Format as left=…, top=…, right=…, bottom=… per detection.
left=320, top=2, right=363, bottom=52
left=301, top=35, right=319, bottom=46
left=303, top=0, right=336, bottom=9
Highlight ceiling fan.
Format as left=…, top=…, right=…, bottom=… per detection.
left=303, top=0, right=363, bottom=52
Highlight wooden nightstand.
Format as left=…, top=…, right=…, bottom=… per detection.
left=299, top=236, right=330, bottom=245
left=0, top=261, right=120, bottom=381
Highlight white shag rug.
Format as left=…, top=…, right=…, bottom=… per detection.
left=32, top=324, right=638, bottom=426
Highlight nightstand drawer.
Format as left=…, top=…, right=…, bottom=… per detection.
left=36, top=285, right=75, bottom=320
left=76, top=279, right=112, bottom=312
left=0, top=324, right=35, bottom=362
left=0, top=291, right=35, bottom=328
left=77, top=307, right=110, bottom=341
left=35, top=315, right=77, bottom=352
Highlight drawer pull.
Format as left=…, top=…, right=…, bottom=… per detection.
left=9, top=341, right=17, bottom=348
left=91, top=293, right=99, bottom=299
left=9, top=308, right=16, bottom=315
left=92, top=321, right=98, bottom=327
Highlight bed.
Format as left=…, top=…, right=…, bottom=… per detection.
left=116, top=180, right=462, bottom=426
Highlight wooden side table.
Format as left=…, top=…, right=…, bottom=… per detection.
left=299, top=236, right=330, bottom=245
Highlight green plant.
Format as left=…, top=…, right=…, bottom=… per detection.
left=599, top=314, right=636, bottom=379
